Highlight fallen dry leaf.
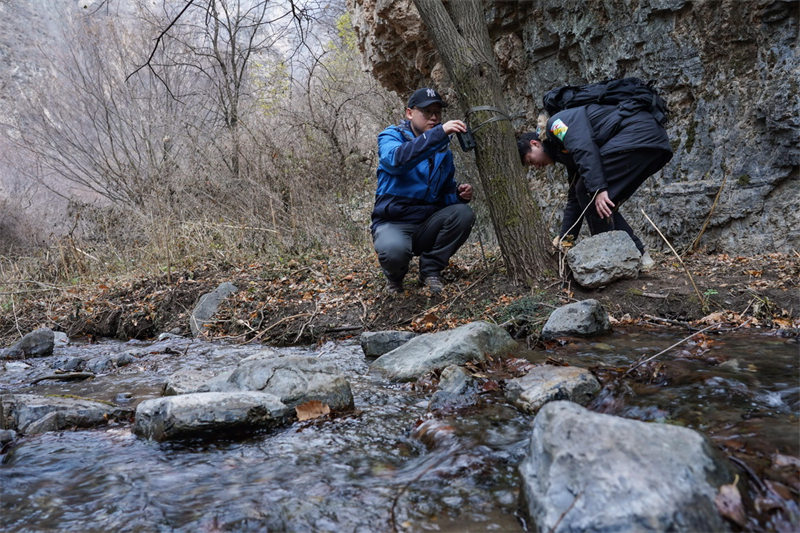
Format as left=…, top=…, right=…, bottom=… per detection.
left=295, top=400, right=330, bottom=421
left=715, top=475, right=746, bottom=527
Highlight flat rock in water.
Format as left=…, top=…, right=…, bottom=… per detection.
left=371, top=321, right=517, bottom=382
left=505, top=365, right=600, bottom=413
left=566, top=231, right=641, bottom=288
left=428, top=365, right=477, bottom=412
left=520, top=401, right=732, bottom=532
left=0, top=394, right=131, bottom=435
left=133, top=391, right=290, bottom=441
left=359, top=330, right=418, bottom=357
left=163, top=368, right=221, bottom=395
left=202, top=356, right=353, bottom=411
left=541, top=299, right=611, bottom=339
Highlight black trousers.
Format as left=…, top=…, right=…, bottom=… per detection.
left=372, top=203, right=475, bottom=283
left=560, top=148, right=672, bottom=253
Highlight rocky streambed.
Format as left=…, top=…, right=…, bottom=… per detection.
left=1, top=317, right=798, bottom=531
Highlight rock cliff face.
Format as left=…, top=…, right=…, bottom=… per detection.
left=347, top=0, right=799, bottom=253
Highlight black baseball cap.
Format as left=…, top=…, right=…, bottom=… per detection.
left=407, top=88, right=448, bottom=109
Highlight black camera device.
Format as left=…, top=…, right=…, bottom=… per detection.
left=456, top=129, right=476, bottom=152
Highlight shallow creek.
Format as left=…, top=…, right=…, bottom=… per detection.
left=1, top=328, right=797, bottom=532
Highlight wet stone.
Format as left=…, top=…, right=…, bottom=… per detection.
left=520, top=401, right=732, bottom=532
left=541, top=299, right=611, bottom=339
left=1, top=328, right=55, bottom=359
left=371, top=321, right=517, bottom=381
left=202, top=356, right=354, bottom=411
left=0, top=394, right=132, bottom=435
left=0, top=428, right=16, bottom=444
left=428, top=365, right=477, bottom=412
left=133, top=391, right=290, bottom=442
left=359, top=330, right=418, bottom=357
left=505, top=365, right=600, bottom=413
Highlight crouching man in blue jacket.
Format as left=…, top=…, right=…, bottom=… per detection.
left=372, top=88, right=475, bottom=295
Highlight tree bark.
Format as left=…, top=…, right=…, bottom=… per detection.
left=412, top=0, right=552, bottom=284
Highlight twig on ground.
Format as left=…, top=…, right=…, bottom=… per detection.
left=32, top=372, right=95, bottom=385
left=727, top=455, right=767, bottom=494
left=442, top=271, right=489, bottom=313
left=639, top=292, right=669, bottom=299
left=294, top=302, right=320, bottom=343
left=244, top=312, right=311, bottom=344
left=624, top=323, right=720, bottom=376
left=11, top=296, right=21, bottom=338
left=643, top=314, right=693, bottom=328
left=641, top=209, right=707, bottom=312
left=356, top=295, right=368, bottom=324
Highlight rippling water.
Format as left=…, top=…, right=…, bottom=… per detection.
left=1, top=329, right=797, bottom=531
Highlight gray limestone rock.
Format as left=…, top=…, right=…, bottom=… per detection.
left=371, top=321, right=517, bottom=381
left=202, top=356, right=354, bottom=411
left=190, top=282, right=238, bottom=337
left=164, top=368, right=222, bottom=396
left=428, top=365, right=476, bottom=411
left=359, top=330, right=418, bottom=357
left=520, top=401, right=732, bottom=532
left=0, top=394, right=132, bottom=435
left=566, top=231, right=641, bottom=288
left=0, top=428, right=16, bottom=444
left=2, top=328, right=55, bottom=359
left=505, top=365, right=600, bottom=413
left=541, top=299, right=612, bottom=339
left=133, top=391, right=290, bottom=442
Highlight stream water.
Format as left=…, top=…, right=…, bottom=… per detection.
left=1, top=328, right=797, bottom=532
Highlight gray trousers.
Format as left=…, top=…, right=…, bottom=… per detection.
left=372, top=203, right=475, bottom=283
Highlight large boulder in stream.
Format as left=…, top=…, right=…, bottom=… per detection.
left=541, top=299, right=611, bottom=339
left=520, top=401, right=732, bottom=532
left=505, top=365, right=600, bottom=413
left=1, top=328, right=55, bottom=359
left=371, top=321, right=517, bottom=382
left=202, top=356, right=354, bottom=411
left=566, top=231, right=641, bottom=288
left=134, top=392, right=290, bottom=442
left=0, top=394, right=132, bottom=435
left=190, top=282, right=238, bottom=337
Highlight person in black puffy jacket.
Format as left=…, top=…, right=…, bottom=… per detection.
left=517, top=104, right=672, bottom=260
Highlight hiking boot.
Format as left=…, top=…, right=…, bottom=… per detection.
left=640, top=250, right=655, bottom=272
left=385, top=279, right=404, bottom=295
left=422, top=275, right=444, bottom=294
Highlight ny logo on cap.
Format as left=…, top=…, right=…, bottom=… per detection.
left=427, top=89, right=436, bottom=97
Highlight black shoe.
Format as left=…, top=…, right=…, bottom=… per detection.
left=422, top=276, right=444, bottom=294
left=385, top=279, right=404, bottom=295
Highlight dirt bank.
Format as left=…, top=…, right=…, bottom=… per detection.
left=1, top=246, right=797, bottom=346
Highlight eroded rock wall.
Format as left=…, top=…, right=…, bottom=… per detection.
left=347, top=0, right=799, bottom=253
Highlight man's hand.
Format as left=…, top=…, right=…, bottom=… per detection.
left=442, top=120, right=467, bottom=135
left=458, top=183, right=473, bottom=201
left=595, top=190, right=615, bottom=219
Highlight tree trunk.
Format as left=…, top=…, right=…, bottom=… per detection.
left=412, top=0, right=552, bottom=284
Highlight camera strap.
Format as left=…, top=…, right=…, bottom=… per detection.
left=466, top=106, right=524, bottom=133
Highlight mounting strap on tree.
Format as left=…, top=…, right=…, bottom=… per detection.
left=456, top=106, right=524, bottom=152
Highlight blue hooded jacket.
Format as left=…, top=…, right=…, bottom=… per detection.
left=371, top=120, right=463, bottom=228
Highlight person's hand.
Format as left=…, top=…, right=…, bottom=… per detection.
left=442, top=120, right=467, bottom=135
left=458, top=183, right=473, bottom=201
left=595, top=190, right=615, bottom=219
